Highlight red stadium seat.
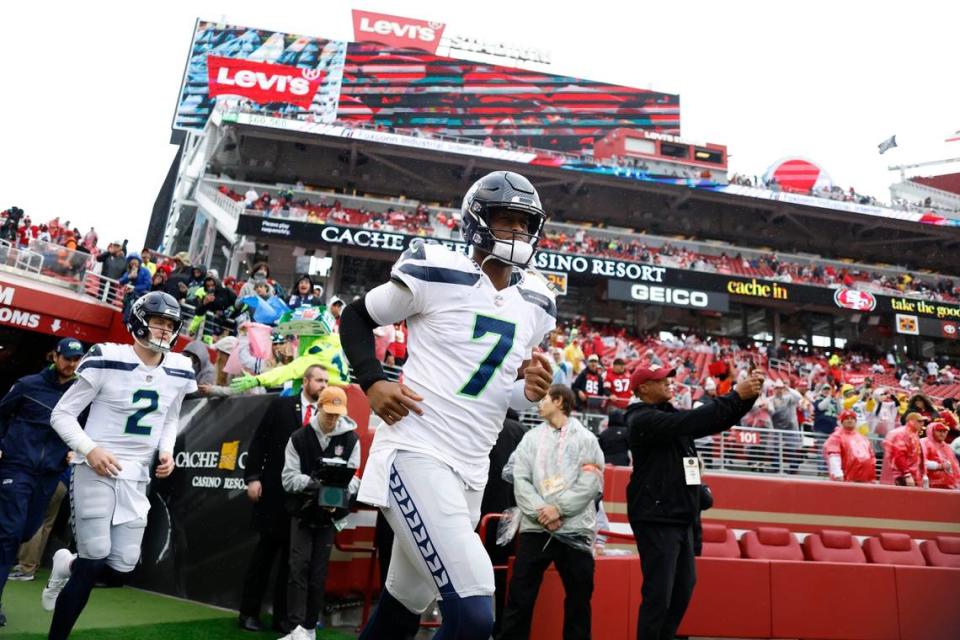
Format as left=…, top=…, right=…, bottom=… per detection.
left=802, top=529, right=866, bottom=564
left=919, top=536, right=960, bottom=568
left=739, top=527, right=803, bottom=561
left=863, top=532, right=926, bottom=566
left=700, top=523, right=740, bottom=558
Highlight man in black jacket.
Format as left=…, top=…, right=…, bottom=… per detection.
left=599, top=409, right=630, bottom=466
left=625, top=363, right=763, bottom=640
left=238, top=366, right=328, bottom=633
left=481, top=409, right=530, bottom=636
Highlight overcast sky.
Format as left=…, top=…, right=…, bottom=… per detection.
left=1, top=1, right=957, bottom=249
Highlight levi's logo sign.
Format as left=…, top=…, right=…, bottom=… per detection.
left=206, top=56, right=324, bottom=109
left=352, top=9, right=446, bottom=53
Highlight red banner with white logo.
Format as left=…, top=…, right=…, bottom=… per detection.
left=351, top=10, right=445, bottom=54
left=206, top=56, right=324, bottom=109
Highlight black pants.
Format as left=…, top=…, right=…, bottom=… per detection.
left=631, top=522, right=697, bottom=640
left=497, top=532, right=594, bottom=640
left=287, top=519, right=335, bottom=630
left=239, top=520, right=290, bottom=624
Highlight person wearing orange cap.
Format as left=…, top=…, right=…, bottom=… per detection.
left=921, top=421, right=960, bottom=490
left=880, top=413, right=926, bottom=487
left=281, top=385, right=360, bottom=640
left=824, top=410, right=876, bottom=483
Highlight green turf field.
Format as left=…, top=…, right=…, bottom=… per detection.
left=1, top=570, right=356, bottom=639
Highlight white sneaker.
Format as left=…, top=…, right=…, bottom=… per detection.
left=41, top=549, right=76, bottom=611
left=279, top=626, right=313, bottom=640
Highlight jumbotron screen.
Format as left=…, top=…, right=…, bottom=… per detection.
left=173, top=21, right=680, bottom=154
left=339, top=43, right=679, bottom=152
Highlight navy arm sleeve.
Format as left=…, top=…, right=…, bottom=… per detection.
left=340, top=296, right=388, bottom=392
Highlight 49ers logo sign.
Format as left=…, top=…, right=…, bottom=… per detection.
left=833, top=288, right=877, bottom=312
left=206, top=56, right=324, bottom=109
left=351, top=10, right=445, bottom=54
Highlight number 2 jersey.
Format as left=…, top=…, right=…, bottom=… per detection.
left=360, top=242, right=556, bottom=505
left=51, top=342, right=197, bottom=477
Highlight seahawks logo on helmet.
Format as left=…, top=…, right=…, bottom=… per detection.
left=460, top=171, right=546, bottom=267
left=126, top=291, right=184, bottom=353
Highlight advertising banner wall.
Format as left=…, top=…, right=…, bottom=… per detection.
left=236, top=215, right=960, bottom=321
left=134, top=396, right=272, bottom=608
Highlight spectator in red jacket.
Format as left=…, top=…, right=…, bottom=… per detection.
left=604, top=358, right=632, bottom=408
left=921, top=421, right=960, bottom=490
left=880, top=413, right=926, bottom=487
left=824, top=409, right=876, bottom=483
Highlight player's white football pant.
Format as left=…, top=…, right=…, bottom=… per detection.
left=381, top=451, right=495, bottom=614
left=70, top=464, right=148, bottom=572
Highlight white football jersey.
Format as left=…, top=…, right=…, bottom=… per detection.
left=75, top=343, right=197, bottom=466
left=368, top=242, right=556, bottom=489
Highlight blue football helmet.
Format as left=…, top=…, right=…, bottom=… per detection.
left=460, top=171, right=546, bottom=267
left=127, top=291, right=183, bottom=352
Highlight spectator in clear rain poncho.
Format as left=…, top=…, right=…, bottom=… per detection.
left=497, top=384, right=604, bottom=640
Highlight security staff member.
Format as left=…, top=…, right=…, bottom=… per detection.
left=0, top=338, right=83, bottom=627
left=625, top=363, right=763, bottom=640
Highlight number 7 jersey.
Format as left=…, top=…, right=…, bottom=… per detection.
left=366, top=242, right=557, bottom=493
left=75, top=343, right=198, bottom=466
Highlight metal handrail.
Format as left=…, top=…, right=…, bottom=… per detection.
left=0, top=238, right=43, bottom=273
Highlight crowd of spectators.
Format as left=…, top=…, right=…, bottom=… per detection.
left=216, top=185, right=454, bottom=238
left=207, top=184, right=960, bottom=302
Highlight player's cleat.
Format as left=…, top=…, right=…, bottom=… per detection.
left=8, top=568, right=35, bottom=581
left=41, top=549, right=76, bottom=611
left=278, top=625, right=315, bottom=640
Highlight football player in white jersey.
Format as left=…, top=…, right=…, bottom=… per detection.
left=44, top=292, right=197, bottom=639
left=341, top=171, right=556, bottom=639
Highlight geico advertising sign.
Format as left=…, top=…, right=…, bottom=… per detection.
left=608, top=279, right=729, bottom=312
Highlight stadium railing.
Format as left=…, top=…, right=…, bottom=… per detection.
left=1, top=237, right=131, bottom=310
left=515, top=408, right=883, bottom=482
left=0, top=238, right=44, bottom=274
left=81, top=272, right=126, bottom=309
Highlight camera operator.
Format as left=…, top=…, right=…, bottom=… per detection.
left=281, top=386, right=360, bottom=640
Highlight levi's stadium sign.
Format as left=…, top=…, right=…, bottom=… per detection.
left=207, top=56, right=324, bottom=109
left=351, top=9, right=445, bottom=53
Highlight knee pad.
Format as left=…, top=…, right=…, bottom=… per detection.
left=436, top=595, right=494, bottom=640
left=106, top=518, right=147, bottom=573
left=76, top=529, right=111, bottom=561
